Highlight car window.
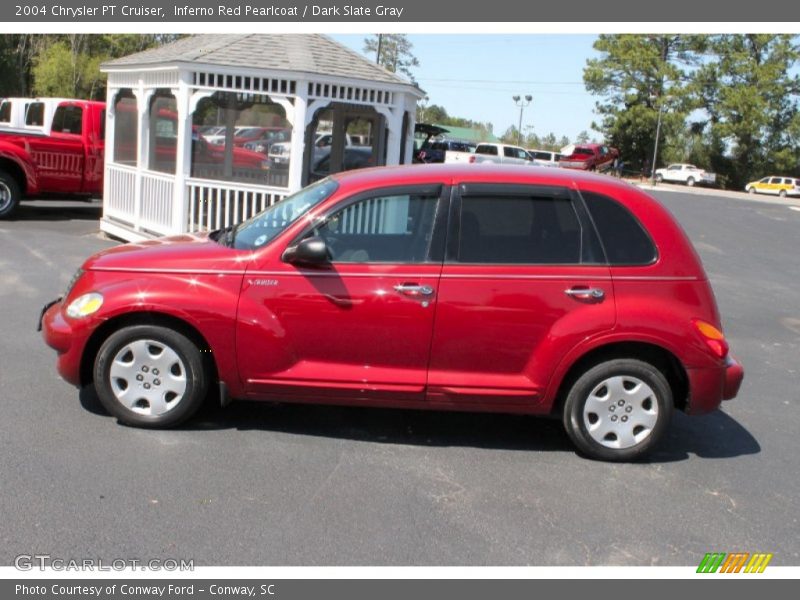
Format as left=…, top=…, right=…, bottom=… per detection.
left=668, top=165, right=680, bottom=170
left=232, top=178, right=338, bottom=250
left=476, top=145, right=497, bottom=156
left=582, top=191, right=657, bottom=265
left=0, top=101, right=10, bottom=123
left=310, top=191, right=441, bottom=263
left=456, top=193, right=583, bottom=264
left=51, top=105, right=83, bottom=135
left=759, top=178, right=770, bottom=183
left=769, top=177, right=782, bottom=184
left=25, top=102, right=45, bottom=126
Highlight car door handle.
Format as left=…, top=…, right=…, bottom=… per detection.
left=565, top=286, right=605, bottom=300
left=394, top=283, right=435, bottom=297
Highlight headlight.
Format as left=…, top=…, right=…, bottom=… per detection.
left=66, top=292, right=104, bottom=318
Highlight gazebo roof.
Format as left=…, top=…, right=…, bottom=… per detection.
left=102, top=34, right=420, bottom=91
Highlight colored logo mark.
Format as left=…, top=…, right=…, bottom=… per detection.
left=697, top=552, right=773, bottom=573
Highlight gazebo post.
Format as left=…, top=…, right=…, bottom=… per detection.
left=172, top=70, right=193, bottom=234
left=132, top=86, right=154, bottom=233
left=287, top=82, right=308, bottom=192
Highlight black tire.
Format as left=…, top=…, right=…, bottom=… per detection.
left=747, top=186, right=756, bottom=194
left=655, top=173, right=663, bottom=183
left=93, top=325, right=208, bottom=428
left=0, top=170, right=21, bottom=219
left=686, top=176, right=696, bottom=187
left=562, top=359, right=673, bottom=461
left=779, top=189, right=787, bottom=198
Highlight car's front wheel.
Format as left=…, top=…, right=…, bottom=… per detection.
left=779, top=189, right=787, bottom=198
left=93, top=325, right=208, bottom=428
left=0, top=171, right=21, bottom=219
left=562, top=359, right=673, bottom=461
left=747, top=186, right=756, bottom=194
left=655, top=173, right=663, bottom=183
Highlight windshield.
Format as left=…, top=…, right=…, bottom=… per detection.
left=231, top=178, right=339, bottom=250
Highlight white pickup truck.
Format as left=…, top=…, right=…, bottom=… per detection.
left=654, top=163, right=716, bottom=186
left=444, top=142, right=532, bottom=165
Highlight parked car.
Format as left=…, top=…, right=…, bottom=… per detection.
left=655, top=164, right=716, bottom=187
left=418, top=139, right=476, bottom=164
left=40, top=165, right=743, bottom=461
left=528, top=149, right=563, bottom=167
left=308, top=146, right=374, bottom=181
left=445, top=142, right=532, bottom=165
left=744, top=176, right=800, bottom=197
left=242, top=128, right=291, bottom=155
left=559, top=143, right=618, bottom=172
left=0, top=98, right=105, bottom=219
left=268, top=132, right=354, bottom=168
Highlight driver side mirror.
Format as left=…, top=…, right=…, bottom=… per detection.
left=282, top=236, right=330, bottom=267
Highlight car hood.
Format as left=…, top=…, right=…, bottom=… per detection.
left=83, top=232, right=253, bottom=274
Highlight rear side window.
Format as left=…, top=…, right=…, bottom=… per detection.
left=0, top=101, right=10, bottom=123
left=457, top=194, right=583, bottom=264
left=475, top=145, right=497, bottom=156
left=25, top=102, right=45, bottom=126
left=582, top=191, right=657, bottom=265
left=51, top=105, right=83, bottom=135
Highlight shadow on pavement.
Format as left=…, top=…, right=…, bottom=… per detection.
left=79, top=386, right=760, bottom=460
left=14, top=200, right=101, bottom=222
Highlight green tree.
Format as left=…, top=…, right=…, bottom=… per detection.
left=584, top=35, right=695, bottom=168
left=363, top=34, right=420, bottom=83
left=29, top=34, right=182, bottom=100
left=690, top=35, right=800, bottom=187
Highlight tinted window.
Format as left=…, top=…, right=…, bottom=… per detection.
left=582, top=191, right=657, bottom=265
left=51, top=105, right=83, bottom=135
left=769, top=177, right=781, bottom=184
left=458, top=194, right=582, bottom=264
left=0, top=101, right=10, bottom=123
left=476, top=145, right=497, bottom=156
left=25, top=102, right=45, bottom=126
left=311, top=192, right=440, bottom=263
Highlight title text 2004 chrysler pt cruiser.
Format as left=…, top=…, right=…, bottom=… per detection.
left=41, top=165, right=743, bottom=461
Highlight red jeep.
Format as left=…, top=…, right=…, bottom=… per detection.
left=41, top=164, right=742, bottom=461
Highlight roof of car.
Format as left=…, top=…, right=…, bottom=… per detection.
left=330, top=163, right=629, bottom=190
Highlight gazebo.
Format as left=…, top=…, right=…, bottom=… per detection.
left=100, top=34, right=423, bottom=241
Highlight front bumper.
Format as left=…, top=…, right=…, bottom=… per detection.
left=40, top=298, right=88, bottom=387
left=686, top=354, right=744, bottom=415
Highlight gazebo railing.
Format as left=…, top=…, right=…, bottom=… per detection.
left=140, top=171, right=175, bottom=236
left=186, top=178, right=287, bottom=233
left=105, top=164, right=137, bottom=224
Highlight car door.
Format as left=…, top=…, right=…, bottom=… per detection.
left=427, top=183, right=615, bottom=410
left=25, top=103, right=86, bottom=193
left=237, top=184, right=449, bottom=404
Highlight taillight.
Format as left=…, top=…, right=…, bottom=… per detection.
left=469, top=155, right=476, bottom=164
left=692, top=319, right=729, bottom=359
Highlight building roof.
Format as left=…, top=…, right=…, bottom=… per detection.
left=432, top=124, right=499, bottom=143
left=102, top=34, right=420, bottom=91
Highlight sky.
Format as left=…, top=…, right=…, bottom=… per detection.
left=332, top=34, right=602, bottom=144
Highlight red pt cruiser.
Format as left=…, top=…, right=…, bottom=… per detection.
left=41, top=165, right=743, bottom=461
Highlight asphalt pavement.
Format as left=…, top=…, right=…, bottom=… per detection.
left=0, top=192, right=798, bottom=566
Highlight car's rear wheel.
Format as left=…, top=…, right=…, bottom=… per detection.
left=93, top=325, right=208, bottom=428
left=686, top=176, right=696, bottom=187
left=562, top=359, right=673, bottom=461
